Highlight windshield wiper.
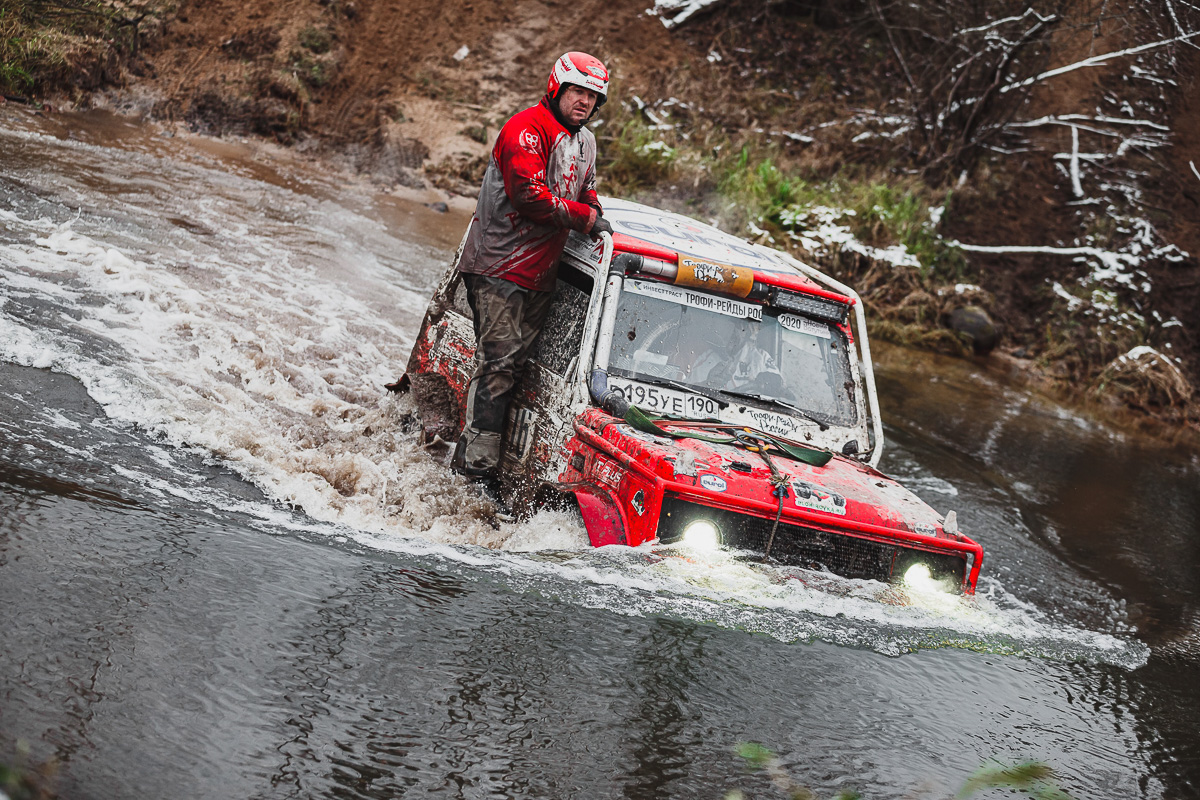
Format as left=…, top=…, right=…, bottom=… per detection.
left=719, top=389, right=829, bottom=431
left=623, top=375, right=730, bottom=409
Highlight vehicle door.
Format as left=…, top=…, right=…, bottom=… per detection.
left=500, top=263, right=596, bottom=508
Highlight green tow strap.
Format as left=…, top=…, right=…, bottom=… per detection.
left=623, top=406, right=833, bottom=467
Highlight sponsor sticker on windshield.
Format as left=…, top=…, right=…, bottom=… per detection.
left=778, top=313, right=832, bottom=339
left=625, top=280, right=762, bottom=321
left=742, top=408, right=802, bottom=437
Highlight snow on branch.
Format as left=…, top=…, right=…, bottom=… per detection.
left=1164, top=0, right=1200, bottom=50
left=1008, top=114, right=1170, bottom=132
left=1129, top=65, right=1176, bottom=85
left=650, top=0, right=728, bottom=28
left=751, top=128, right=816, bottom=143
left=1000, top=29, right=1200, bottom=94
left=1068, top=125, right=1083, bottom=198
left=952, top=242, right=1136, bottom=261
left=951, top=239, right=1186, bottom=284
left=953, top=8, right=1057, bottom=36
left=863, top=0, right=1070, bottom=175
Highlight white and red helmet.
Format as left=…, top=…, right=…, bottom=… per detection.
left=547, top=51, right=609, bottom=109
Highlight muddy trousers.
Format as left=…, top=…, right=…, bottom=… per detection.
left=451, top=274, right=553, bottom=476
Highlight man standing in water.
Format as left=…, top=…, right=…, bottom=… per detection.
left=451, top=52, right=613, bottom=491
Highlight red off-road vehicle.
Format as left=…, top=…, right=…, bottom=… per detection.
left=403, top=198, right=983, bottom=593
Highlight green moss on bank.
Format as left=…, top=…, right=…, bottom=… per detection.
left=595, top=106, right=977, bottom=355
left=0, top=0, right=173, bottom=98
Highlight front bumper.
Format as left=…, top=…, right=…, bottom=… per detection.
left=658, top=496, right=970, bottom=586
left=568, top=418, right=983, bottom=593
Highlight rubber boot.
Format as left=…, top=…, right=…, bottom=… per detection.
left=450, top=427, right=501, bottom=477
left=478, top=475, right=514, bottom=523
left=451, top=429, right=513, bottom=523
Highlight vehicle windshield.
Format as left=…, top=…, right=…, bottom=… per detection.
left=608, top=279, right=858, bottom=427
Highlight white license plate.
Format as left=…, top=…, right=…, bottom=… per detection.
left=607, top=377, right=721, bottom=419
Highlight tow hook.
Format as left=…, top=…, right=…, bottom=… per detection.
left=763, top=479, right=791, bottom=560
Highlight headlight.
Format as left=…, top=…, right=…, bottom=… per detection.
left=903, top=563, right=947, bottom=594
left=682, top=520, right=720, bottom=552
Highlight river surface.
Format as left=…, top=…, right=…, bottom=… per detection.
left=1, top=107, right=1197, bottom=800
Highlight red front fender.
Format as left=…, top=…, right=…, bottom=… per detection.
left=569, top=484, right=629, bottom=547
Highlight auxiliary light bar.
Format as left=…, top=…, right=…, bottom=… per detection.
left=770, top=287, right=850, bottom=324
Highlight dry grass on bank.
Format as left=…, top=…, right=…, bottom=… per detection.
left=0, top=0, right=172, bottom=99
left=1, top=11, right=76, bottom=95
left=592, top=82, right=978, bottom=352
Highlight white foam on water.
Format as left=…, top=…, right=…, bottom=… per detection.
left=2, top=216, right=498, bottom=531
left=0, top=124, right=1148, bottom=667
left=339, top=518, right=1148, bottom=665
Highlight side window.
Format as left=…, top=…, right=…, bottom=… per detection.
left=451, top=274, right=472, bottom=318
left=532, top=264, right=594, bottom=376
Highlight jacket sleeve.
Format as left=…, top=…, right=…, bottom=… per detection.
left=495, top=123, right=597, bottom=233
left=578, top=130, right=601, bottom=214
left=580, top=161, right=601, bottom=215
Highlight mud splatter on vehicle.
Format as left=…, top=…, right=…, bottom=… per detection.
left=403, top=198, right=984, bottom=592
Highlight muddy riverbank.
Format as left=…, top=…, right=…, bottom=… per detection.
left=9, top=0, right=1187, bottom=433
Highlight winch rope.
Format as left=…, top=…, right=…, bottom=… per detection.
left=623, top=406, right=833, bottom=467
left=623, top=406, right=811, bottom=560
left=733, top=428, right=791, bottom=560
left=765, top=490, right=785, bottom=561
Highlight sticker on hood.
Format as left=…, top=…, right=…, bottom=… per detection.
left=792, top=480, right=846, bottom=515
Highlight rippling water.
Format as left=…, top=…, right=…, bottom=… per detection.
left=2, top=107, right=1197, bottom=798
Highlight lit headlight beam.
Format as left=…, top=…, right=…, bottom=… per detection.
left=681, top=520, right=720, bottom=553
left=903, top=563, right=949, bottom=595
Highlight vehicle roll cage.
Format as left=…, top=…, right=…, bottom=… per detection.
left=571, top=232, right=885, bottom=468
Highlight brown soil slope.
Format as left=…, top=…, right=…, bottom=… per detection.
left=142, top=0, right=689, bottom=185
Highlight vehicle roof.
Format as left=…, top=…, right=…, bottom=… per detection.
left=600, top=197, right=824, bottom=291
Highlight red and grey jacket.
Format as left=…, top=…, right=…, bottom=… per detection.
left=458, top=96, right=600, bottom=292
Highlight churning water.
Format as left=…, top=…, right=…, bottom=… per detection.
left=3, top=107, right=1197, bottom=798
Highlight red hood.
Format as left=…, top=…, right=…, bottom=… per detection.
left=579, top=409, right=951, bottom=538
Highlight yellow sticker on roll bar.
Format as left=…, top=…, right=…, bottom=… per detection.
left=675, top=255, right=755, bottom=298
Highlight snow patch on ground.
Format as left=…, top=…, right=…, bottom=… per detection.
left=650, top=0, right=727, bottom=28
left=1114, top=345, right=1186, bottom=374
left=779, top=205, right=922, bottom=268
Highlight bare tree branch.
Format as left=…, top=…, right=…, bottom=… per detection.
left=1001, top=27, right=1200, bottom=93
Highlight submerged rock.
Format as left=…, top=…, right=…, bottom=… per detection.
left=948, top=306, right=998, bottom=355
